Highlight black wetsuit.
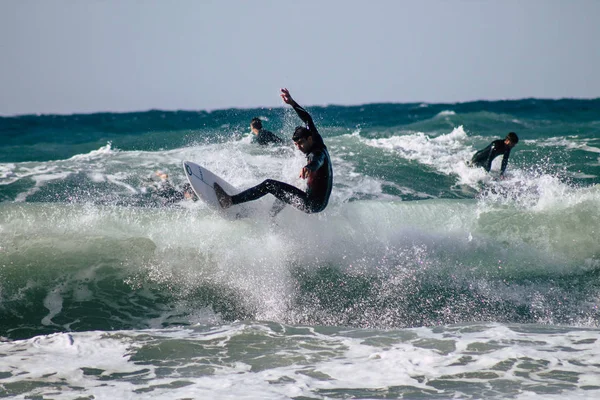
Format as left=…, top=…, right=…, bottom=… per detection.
left=231, top=104, right=333, bottom=214
left=470, top=139, right=513, bottom=175
left=252, top=129, right=283, bottom=145
left=155, top=180, right=185, bottom=205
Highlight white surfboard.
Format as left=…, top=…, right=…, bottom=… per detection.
left=182, top=160, right=259, bottom=219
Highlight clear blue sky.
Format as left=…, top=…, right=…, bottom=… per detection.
left=1, top=0, right=599, bottom=115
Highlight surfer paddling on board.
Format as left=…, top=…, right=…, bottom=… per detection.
left=214, top=88, right=333, bottom=215
left=468, top=132, right=519, bottom=177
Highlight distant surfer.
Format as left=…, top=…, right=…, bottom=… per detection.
left=468, top=132, right=519, bottom=177
left=149, top=171, right=197, bottom=205
left=214, top=88, right=333, bottom=215
left=250, top=117, right=283, bottom=145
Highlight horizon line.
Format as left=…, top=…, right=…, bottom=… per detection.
left=2, top=96, right=600, bottom=118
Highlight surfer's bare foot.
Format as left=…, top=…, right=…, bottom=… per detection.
left=214, top=183, right=232, bottom=209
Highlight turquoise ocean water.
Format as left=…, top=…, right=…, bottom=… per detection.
left=1, top=99, right=600, bottom=399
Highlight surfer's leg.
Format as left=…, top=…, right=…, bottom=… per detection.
left=229, top=179, right=273, bottom=204
left=265, top=180, right=310, bottom=211
left=232, top=179, right=311, bottom=212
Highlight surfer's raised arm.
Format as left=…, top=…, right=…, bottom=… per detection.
left=280, top=88, right=318, bottom=135
left=280, top=87, right=296, bottom=107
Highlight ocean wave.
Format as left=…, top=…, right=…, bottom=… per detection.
left=69, top=142, right=116, bottom=160
left=1, top=199, right=599, bottom=339
left=362, top=126, right=486, bottom=187
left=531, top=136, right=600, bottom=154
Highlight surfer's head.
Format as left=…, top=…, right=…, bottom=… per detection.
left=250, top=118, right=262, bottom=134
left=293, top=126, right=313, bottom=153
left=505, top=132, right=519, bottom=148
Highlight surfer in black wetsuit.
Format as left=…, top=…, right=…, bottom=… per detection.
left=150, top=171, right=197, bottom=205
left=250, top=117, right=283, bottom=145
left=214, top=88, right=333, bottom=215
left=468, top=132, right=519, bottom=176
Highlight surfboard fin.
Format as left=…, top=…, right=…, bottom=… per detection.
left=213, top=183, right=232, bottom=209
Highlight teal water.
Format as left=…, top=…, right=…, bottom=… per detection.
left=1, top=99, right=600, bottom=399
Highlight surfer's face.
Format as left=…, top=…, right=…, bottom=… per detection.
left=294, top=136, right=313, bottom=154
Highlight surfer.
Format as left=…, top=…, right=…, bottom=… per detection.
left=250, top=117, right=283, bottom=145
left=215, top=88, right=333, bottom=215
left=150, top=171, right=197, bottom=205
left=468, top=132, right=519, bottom=176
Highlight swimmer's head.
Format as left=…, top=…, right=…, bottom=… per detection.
left=155, top=171, right=168, bottom=180
left=250, top=118, right=262, bottom=134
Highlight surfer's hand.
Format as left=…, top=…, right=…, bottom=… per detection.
left=280, top=88, right=293, bottom=105
left=299, top=167, right=309, bottom=179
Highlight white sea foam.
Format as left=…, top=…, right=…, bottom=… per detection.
left=1, top=143, right=117, bottom=199
left=435, top=110, right=456, bottom=117
left=362, top=125, right=488, bottom=186
left=14, top=170, right=72, bottom=202
left=69, top=142, right=116, bottom=161
left=41, top=285, right=65, bottom=326
left=531, top=136, right=600, bottom=153
left=1, top=324, right=599, bottom=399
left=0, top=163, right=18, bottom=185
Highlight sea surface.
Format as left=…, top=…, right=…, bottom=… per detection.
left=1, top=99, right=600, bottom=399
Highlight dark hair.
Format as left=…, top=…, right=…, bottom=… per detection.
left=506, top=132, right=519, bottom=144
left=250, top=118, right=262, bottom=130
left=292, top=126, right=311, bottom=141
